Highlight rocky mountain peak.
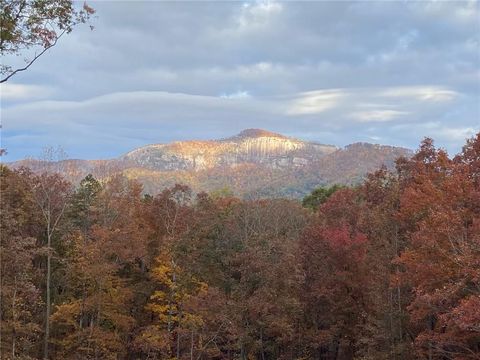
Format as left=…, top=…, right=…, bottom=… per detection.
left=119, top=129, right=337, bottom=172
left=9, top=128, right=413, bottom=198
left=226, top=129, right=288, bottom=141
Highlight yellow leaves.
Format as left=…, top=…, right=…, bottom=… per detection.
left=134, top=325, right=170, bottom=352
left=182, top=312, right=204, bottom=328
left=150, top=290, right=169, bottom=302
left=151, top=263, right=175, bottom=286
left=146, top=254, right=208, bottom=333
left=198, top=280, right=209, bottom=295
left=51, top=301, right=82, bottom=327
left=146, top=302, right=172, bottom=315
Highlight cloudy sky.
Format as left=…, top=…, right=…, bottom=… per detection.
left=1, top=0, right=479, bottom=161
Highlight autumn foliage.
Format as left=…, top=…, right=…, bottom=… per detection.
left=1, top=133, right=479, bottom=359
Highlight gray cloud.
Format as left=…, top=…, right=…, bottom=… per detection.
left=1, top=0, right=479, bottom=161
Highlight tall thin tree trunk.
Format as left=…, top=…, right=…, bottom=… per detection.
left=397, top=285, right=402, bottom=340
left=190, top=329, right=194, bottom=360
left=12, top=276, right=17, bottom=359
left=80, top=215, right=89, bottom=330
left=260, top=327, right=266, bottom=360
left=44, top=228, right=51, bottom=359
left=428, top=315, right=434, bottom=360
left=177, top=330, right=181, bottom=359
left=169, top=263, right=176, bottom=358
left=389, top=289, right=396, bottom=360
left=394, top=225, right=403, bottom=343
left=1, top=240, right=3, bottom=360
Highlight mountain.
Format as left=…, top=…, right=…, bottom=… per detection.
left=121, top=129, right=337, bottom=171
left=9, top=129, right=412, bottom=198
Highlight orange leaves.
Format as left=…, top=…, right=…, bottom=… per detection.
left=445, top=296, right=480, bottom=333
left=321, top=226, right=367, bottom=254
left=393, top=135, right=480, bottom=359
left=4, top=133, right=480, bottom=359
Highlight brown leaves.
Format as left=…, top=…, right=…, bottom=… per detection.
left=394, top=134, right=480, bottom=359
left=2, top=132, right=480, bottom=359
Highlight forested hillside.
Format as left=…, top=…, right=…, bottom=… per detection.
left=10, top=130, right=411, bottom=198
left=1, top=134, right=479, bottom=359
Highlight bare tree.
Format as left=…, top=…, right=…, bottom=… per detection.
left=29, top=147, right=72, bottom=359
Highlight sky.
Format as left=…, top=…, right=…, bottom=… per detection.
left=1, top=0, right=479, bottom=161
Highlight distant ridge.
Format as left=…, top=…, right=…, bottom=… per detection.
left=9, top=129, right=412, bottom=198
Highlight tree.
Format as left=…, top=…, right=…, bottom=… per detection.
left=302, top=184, right=344, bottom=211
left=140, top=251, right=207, bottom=359
left=0, top=0, right=95, bottom=83
left=2, top=134, right=479, bottom=359
left=51, top=175, right=149, bottom=358
left=180, top=198, right=307, bottom=359
left=24, top=147, right=72, bottom=359
left=68, top=174, right=102, bottom=238
left=0, top=166, right=43, bottom=359
left=299, top=188, right=372, bottom=359
left=28, top=169, right=72, bottom=359
left=396, top=136, right=480, bottom=359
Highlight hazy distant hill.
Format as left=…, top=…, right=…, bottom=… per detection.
left=10, top=129, right=412, bottom=198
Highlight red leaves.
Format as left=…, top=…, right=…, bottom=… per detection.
left=322, top=226, right=367, bottom=254
left=394, top=134, right=480, bottom=359
left=299, top=133, right=480, bottom=359
left=3, top=133, right=480, bottom=359
left=442, top=296, right=480, bottom=334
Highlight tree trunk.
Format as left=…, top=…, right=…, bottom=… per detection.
left=12, top=276, right=17, bottom=359
left=177, top=330, right=181, bottom=359
left=190, top=329, right=194, bottom=360
left=428, top=315, right=434, bottom=360
left=260, top=327, right=266, bottom=360
left=389, top=289, right=396, bottom=360
left=44, top=229, right=52, bottom=359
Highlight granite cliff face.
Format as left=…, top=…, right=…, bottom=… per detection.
left=9, top=129, right=412, bottom=198
left=122, top=129, right=338, bottom=171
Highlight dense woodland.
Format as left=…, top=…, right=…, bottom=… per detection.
left=1, top=134, right=479, bottom=360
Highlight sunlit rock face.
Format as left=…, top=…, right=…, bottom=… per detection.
left=122, top=129, right=338, bottom=171
left=9, top=128, right=413, bottom=198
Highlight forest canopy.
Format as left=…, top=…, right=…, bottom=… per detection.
left=1, top=133, right=479, bottom=359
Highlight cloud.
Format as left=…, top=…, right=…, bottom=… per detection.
left=3, top=83, right=476, bottom=161
left=220, top=90, right=251, bottom=99
left=1, top=83, right=53, bottom=101
left=433, top=126, right=478, bottom=142
left=237, top=1, right=283, bottom=30
left=286, top=90, right=345, bottom=115
left=381, top=86, right=458, bottom=102
left=367, top=30, right=419, bottom=64
left=350, top=110, right=409, bottom=123
left=1, top=1, right=478, bottom=160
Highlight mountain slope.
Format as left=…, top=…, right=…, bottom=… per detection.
left=122, top=128, right=337, bottom=171
left=9, top=129, right=412, bottom=198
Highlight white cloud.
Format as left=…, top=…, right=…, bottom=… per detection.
left=381, top=86, right=458, bottom=102
left=286, top=89, right=345, bottom=115
left=390, top=121, right=478, bottom=150
left=238, top=1, right=283, bottom=30
left=350, top=110, right=409, bottom=123
left=1, top=83, right=53, bottom=101
left=1, top=1, right=478, bottom=159
left=434, top=126, right=477, bottom=141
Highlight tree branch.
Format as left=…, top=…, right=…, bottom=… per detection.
left=0, top=30, right=65, bottom=83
